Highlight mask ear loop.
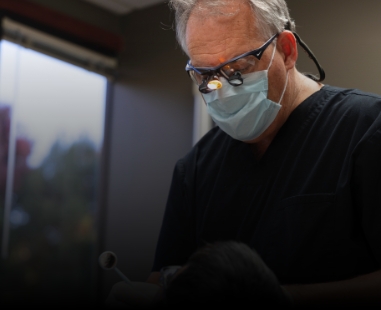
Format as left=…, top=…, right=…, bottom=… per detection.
left=278, top=71, right=289, bottom=105
left=267, top=41, right=277, bottom=71
left=266, top=39, right=288, bottom=105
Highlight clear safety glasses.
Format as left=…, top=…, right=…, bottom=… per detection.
left=185, top=33, right=279, bottom=94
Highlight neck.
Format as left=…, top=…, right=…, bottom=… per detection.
left=249, top=70, right=323, bottom=159
left=293, top=71, right=324, bottom=106
left=250, top=138, right=273, bottom=160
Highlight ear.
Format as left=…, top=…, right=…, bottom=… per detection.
left=277, top=30, right=298, bottom=70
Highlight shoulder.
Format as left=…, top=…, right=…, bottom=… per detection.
left=321, top=86, right=381, bottom=157
left=320, top=85, right=381, bottom=111
left=310, top=85, right=381, bottom=130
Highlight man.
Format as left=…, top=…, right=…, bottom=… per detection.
left=110, top=0, right=381, bottom=306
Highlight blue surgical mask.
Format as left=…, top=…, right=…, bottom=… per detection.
left=202, top=45, right=288, bottom=141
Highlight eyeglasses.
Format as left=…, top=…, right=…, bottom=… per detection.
left=185, top=33, right=279, bottom=93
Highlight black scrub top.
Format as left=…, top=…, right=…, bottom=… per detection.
left=153, top=85, right=381, bottom=285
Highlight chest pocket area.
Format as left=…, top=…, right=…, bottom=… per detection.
left=264, top=193, right=337, bottom=283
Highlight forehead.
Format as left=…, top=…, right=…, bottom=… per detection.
left=186, top=1, right=262, bottom=67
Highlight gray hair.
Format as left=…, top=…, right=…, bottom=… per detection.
left=169, top=0, right=296, bottom=55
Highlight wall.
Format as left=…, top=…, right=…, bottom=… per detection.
left=29, top=0, right=122, bottom=34
left=101, top=2, right=194, bottom=300
left=287, top=0, right=381, bottom=95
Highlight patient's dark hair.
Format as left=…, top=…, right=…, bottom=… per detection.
left=164, top=241, right=292, bottom=308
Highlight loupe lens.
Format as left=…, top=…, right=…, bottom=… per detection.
left=227, top=71, right=243, bottom=86
left=229, top=79, right=243, bottom=86
left=207, top=79, right=223, bottom=90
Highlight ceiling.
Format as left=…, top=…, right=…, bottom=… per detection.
left=82, top=0, right=166, bottom=15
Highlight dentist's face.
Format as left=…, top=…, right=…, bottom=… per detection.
left=186, top=0, right=293, bottom=144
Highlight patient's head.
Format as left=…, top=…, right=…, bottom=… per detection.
left=164, top=241, right=292, bottom=308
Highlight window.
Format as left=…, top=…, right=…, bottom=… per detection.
left=0, top=38, right=107, bottom=305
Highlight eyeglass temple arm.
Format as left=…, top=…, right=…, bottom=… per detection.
left=285, top=21, right=326, bottom=82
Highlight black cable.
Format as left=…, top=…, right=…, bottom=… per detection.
left=285, top=21, right=325, bottom=82
left=293, top=32, right=325, bottom=82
